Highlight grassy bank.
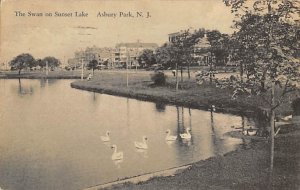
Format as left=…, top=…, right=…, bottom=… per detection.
left=71, top=70, right=295, bottom=116
left=105, top=128, right=300, bottom=190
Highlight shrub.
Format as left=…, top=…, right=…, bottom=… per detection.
left=151, top=71, right=167, bottom=85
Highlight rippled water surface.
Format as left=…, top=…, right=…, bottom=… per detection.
left=0, top=79, right=256, bottom=190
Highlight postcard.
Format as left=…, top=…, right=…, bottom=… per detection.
left=0, top=0, right=299, bottom=190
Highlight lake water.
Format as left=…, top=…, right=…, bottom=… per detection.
left=0, top=79, right=256, bottom=190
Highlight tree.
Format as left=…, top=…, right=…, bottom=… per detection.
left=206, top=30, right=230, bottom=67
left=155, top=43, right=173, bottom=68
left=35, top=59, right=43, bottom=69
left=137, top=49, right=156, bottom=68
left=156, top=42, right=183, bottom=90
left=156, top=29, right=205, bottom=88
left=42, top=56, right=61, bottom=70
left=170, top=28, right=230, bottom=80
left=222, top=0, right=300, bottom=172
left=86, top=59, right=98, bottom=75
left=180, top=29, right=202, bottom=79
left=10, top=53, right=35, bottom=75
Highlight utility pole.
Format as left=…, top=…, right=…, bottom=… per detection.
left=135, top=54, right=138, bottom=72
left=175, top=62, right=179, bottom=91
left=81, top=58, right=84, bottom=80
left=64, top=56, right=66, bottom=69
left=126, top=50, right=129, bottom=87
left=209, top=53, right=215, bottom=85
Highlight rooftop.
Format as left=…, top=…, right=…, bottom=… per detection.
left=116, top=42, right=158, bottom=49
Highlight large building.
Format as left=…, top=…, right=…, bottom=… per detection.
left=68, top=46, right=115, bottom=69
left=68, top=42, right=158, bottom=69
left=113, top=41, right=158, bottom=68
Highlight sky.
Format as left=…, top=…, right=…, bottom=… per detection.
left=0, top=0, right=235, bottom=63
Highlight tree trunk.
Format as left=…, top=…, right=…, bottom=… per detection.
left=187, top=61, right=190, bottom=79
left=209, top=63, right=213, bottom=85
left=261, top=69, right=267, bottom=92
left=270, top=108, right=275, bottom=171
left=175, top=62, right=179, bottom=91
left=180, top=66, right=183, bottom=82
left=270, top=82, right=275, bottom=171
left=268, top=82, right=276, bottom=189
left=261, top=80, right=266, bottom=91
left=240, top=62, right=244, bottom=83
left=18, top=69, right=21, bottom=75
left=92, top=68, right=94, bottom=75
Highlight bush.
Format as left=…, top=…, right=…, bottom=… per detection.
left=151, top=71, right=167, bottom=85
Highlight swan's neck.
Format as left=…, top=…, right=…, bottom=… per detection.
left=113, top=147, right=117, bottom=153
left=143, top=139, right=147, bottom=144
left=166, top=132, right=170, bottom=137
left=186, top=130, right=190, bottom=135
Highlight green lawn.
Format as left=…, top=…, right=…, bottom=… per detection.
left=72, top=70, right=297, bottom=116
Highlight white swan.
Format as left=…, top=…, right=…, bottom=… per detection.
left=134, top=136, right=148, bottom=149
left=101, top=131, right=110, bottom=142
left=180, top=128, right=191, bottom=139
left=281, top=115, right=292, bottom=121
left=111, top=145, right=123, bottom=160
left=165, top=129, right=177, bottom=141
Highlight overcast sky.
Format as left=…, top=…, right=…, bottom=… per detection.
left=0, top=0, right=235, bottom=63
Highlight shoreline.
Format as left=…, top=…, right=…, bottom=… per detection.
left=70, top=80, right=265, bottom=118
left=82, top=129, right=299, bottom=190
left=83, top=164, right=192, bottom=190
left=0, top=70, right=82, bottom=79
left=1, top=70, right=294, bottom=118
left=68, top=70, right=295, bottom=117
left=104, top=129, right=299, bottom=190
left=84, top=138, right=261, bottom=190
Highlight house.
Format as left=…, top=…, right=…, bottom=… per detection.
left=168, top=28, right=212, bottom=66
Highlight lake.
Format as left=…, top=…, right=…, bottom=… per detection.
left=0, top=79, right=256, bottom=190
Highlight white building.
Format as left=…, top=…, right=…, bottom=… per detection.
left=114, top=41, right=158, bottom=68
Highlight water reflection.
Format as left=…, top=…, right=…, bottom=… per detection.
left=92, top=92, right=97, bottom=102
left=39, top=78, right=58, bottom=88
left=113, top=159, right=123, bottom=169
left=176, top=106, right=193, bottom=146
left=17, top=78, right=34, bottom=96
left=0, top=79, right=255, bottom=190
left=155, top=101, right=166, bottom=112
left=135, top=149, right=148, bottom=158
left=210, top=107, right=219, bottom=155
left=103, top=142, right=111, bottom=147
left=166, top=140, right=175, bottom=145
